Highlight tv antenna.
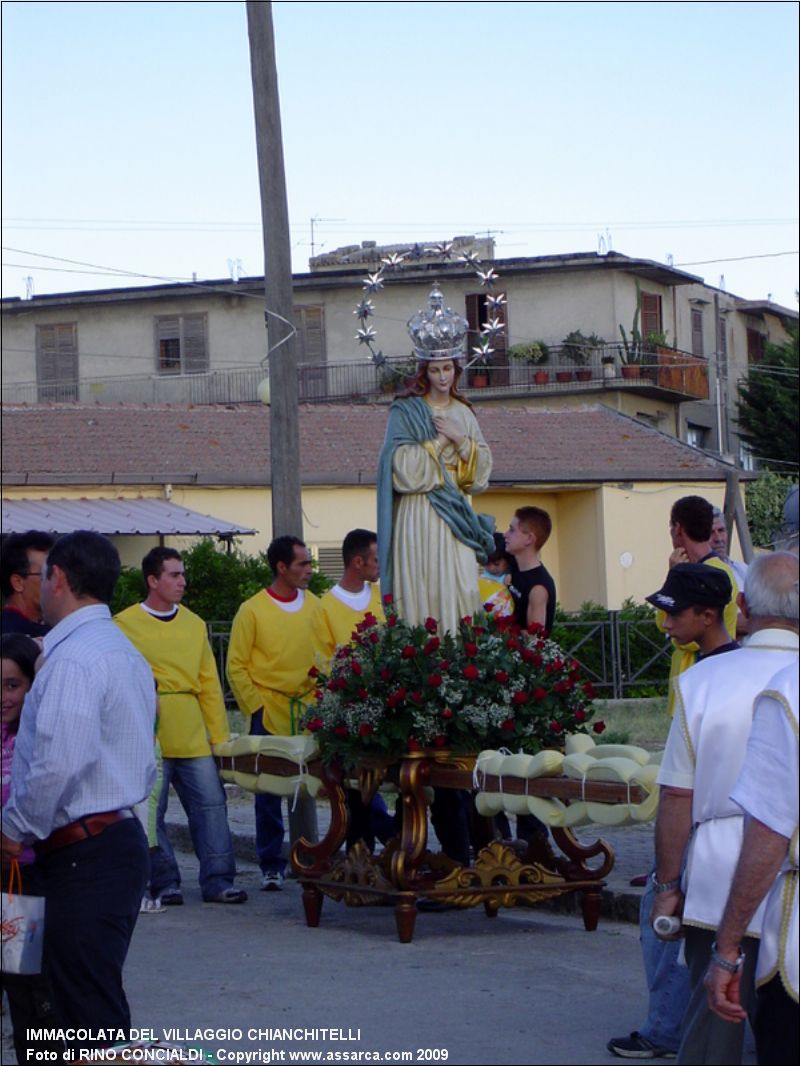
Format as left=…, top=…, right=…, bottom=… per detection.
left=310, top=215, right=344, bottom=258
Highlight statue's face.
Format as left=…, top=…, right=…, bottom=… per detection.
left=426, top=359, right=456, bottom=399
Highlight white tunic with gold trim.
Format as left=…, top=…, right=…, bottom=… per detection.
left=657, top=629, right=799, bottom=933
left=731, top=662, right=799, bottom=1002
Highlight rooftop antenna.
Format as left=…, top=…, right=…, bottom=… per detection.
left=24, top=275, right=34, bottom=300
left=310, top=215, right=344, bottom=259
left=227, top=258, right=243, bottom=283
left=666, top=253, right=674, bottom=266
left=719, top=274, right=726, bottom=290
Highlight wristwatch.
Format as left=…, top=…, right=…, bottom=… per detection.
left=651, top=871, right=681, bottom=894
left=711, top=941, right=746, bottom=973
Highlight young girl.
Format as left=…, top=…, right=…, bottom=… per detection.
left=1, top=633, right=59, bottom=1064
left=1, top=633, right=39, bottom=861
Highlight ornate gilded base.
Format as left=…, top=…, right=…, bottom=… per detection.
left=291, top=752, right=613, bottom=942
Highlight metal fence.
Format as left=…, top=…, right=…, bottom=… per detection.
left=207, top=612, right=671, bottom=708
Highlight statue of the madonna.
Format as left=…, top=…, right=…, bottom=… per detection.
left=377, top=287, right=495, bottom=634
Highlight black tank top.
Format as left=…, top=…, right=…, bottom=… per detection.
left=508, top=563, right=556, bottom=634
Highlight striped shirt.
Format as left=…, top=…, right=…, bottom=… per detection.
left=3, top=603, right=156, bottom=843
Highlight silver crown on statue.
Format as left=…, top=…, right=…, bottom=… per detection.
left=406, top=286, right=469, bottom=361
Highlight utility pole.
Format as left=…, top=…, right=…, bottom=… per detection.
left=246, top=0, right=302, bottom=538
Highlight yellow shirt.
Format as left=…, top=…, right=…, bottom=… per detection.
left=114, top=603, right=229, bottom=758
left=313, top=583, right=385, bottom=665
left=226, top=588, right=323, bottom=736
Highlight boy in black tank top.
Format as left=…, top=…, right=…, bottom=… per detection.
left=504, top=506, right=556, bottom=633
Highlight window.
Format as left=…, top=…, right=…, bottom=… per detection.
left=294, top=306, right=326, bottom=364
left=465, top=291, right=508, bottom=385
left=640, top=291, right=663, bottom=338
left=155, top=314, right=208, bottom=374
left=691, top=309, right=704, bottom=357
left=36, top=323, right=78, bottom=401
left=686, top=423, right=709, bottom=450
left=747, top=329, right=765, bottom=364
left=294, top=306, right=327, bottom=400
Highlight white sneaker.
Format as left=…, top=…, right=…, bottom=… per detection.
left=140, top=896, right=165, bottom=914
left=260, top=871, right=284, bottom=892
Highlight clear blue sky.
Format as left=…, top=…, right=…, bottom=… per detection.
left=2, top=1, right=798, bottom=307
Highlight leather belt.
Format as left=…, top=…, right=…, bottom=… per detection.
left=35, top=809, right=136, bottom=858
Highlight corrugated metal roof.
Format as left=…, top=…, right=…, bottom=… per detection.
left=1, top=497, right=255, bottom=537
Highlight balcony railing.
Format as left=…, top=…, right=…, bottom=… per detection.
left=1, top=345, right=709, bottom=407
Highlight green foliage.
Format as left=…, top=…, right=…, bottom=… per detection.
left=110, top=538, right=333, bottom=621
left=746, top=471, right=798, bottom=549
left=737, top=327, right=799, bottom=472
left=561, top=331, right=606, bottom=365
left=509, top=341, right=550, bottom=365
left=551, top=599, right=669, bottom=698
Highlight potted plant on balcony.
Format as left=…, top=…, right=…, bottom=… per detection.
left=562, top=331, right=604, bottom=382
left=509, top=341, right=550, bottom=385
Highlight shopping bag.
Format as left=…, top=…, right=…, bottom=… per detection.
left=1, top=859, right=45, bottom=974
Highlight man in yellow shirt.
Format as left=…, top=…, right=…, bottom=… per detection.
left=314, top=529, right=394, bottom=852
left=115, top=547, right=245, bottom=905
left=226, top=536, right=322, bottom=891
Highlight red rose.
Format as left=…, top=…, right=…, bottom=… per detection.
left=464, top=642, right=478, bottom=657
left=380, top=668, right=392, bottom=682
left=433, top=734, right=447, bottom=748
left=593, top=721, right=606, bottom=735
left=512, top=691, right=529, bottom=705
left=463, top=664, right=480, bottom=681
left=383, top=593, right=394, bottom=606
left=410, top=690, right=423, bottom=704
left=484, top=602, right=494, bottom=612
left=527, top=622, right=545, bottom=636
left=574, top=709, right=587, bottom=723
left=369, top=632, right=380, bottom=644
left=351, top=661, right=363, bottom=676
left=326, top=679, right=339, bottom=692
left=521, top=648, right=535, bottom=664
left=501, top=718, right=516, bottom=732
left=306, top=717, right=323, bottom=732
left=427, top=674, right=443, bottom=688
left=358, top=722, right=374, bottom=737
left=424, top=617, right=438, bottom=633
left=307, top=665, right=320, bottom=678
left=357, top=687, right=368, bottom=699
left=314, top=689, right=323, bottom=701
left=363, top=612, right=378, bottom=627
left=473, top=626, right=486, bottom=636
left=423, top=637, right=441, bottom=656
left=506, top=637, right=520, bottom=652
left=334, top=725, right=349, bottom=738
left=532, top=687, right=548, bottom=701
left=583, top=682, right=597, bottom=700
left=407, top=737, right=421, bottom=751
left=441, top=707, right=454, bottom=720
left=387, top=615, right=397, bottom=628
left=438, top=660, right=451, bottom=672
left=494, top=670, right=509, bottom=683
left=401, top=645, right=416, bottom=659
left=549, top=720, right=563, bottom=734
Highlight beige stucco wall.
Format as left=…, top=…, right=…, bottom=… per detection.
left=7, top=478, right=746, bottom=612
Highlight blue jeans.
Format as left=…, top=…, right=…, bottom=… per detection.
left=249, top=712, right=287, bottom=876
left=639, top=876, right=692, bottom=1050
left=156, top=754, right=237, bottom=899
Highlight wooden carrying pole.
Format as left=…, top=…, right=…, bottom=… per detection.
left=246, top=0, right=303, bottom=538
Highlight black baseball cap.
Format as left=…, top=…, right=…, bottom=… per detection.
left=646, top=563, right=732, bottom=614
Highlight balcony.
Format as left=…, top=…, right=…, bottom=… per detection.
left=1, top=345, right=709, bottom=408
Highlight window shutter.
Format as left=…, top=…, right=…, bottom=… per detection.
left=640, top=292, right=663, bottom=337
left=294, top=306, right=326, bottom=364
left=182, top=314, right=208, bottom=373
left=36, top=323, right=78, bottom=398
left=691, top=309, right=704, bottom=357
